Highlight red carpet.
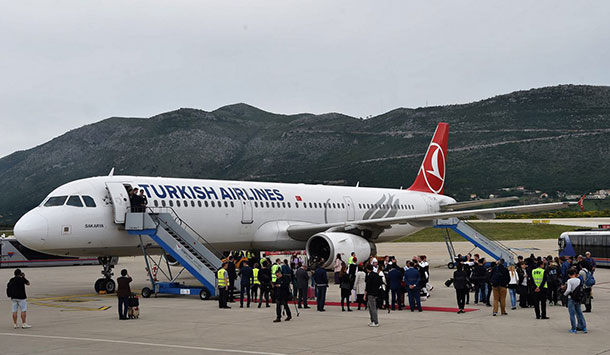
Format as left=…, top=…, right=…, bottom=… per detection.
left=235, top=298, right=478, bottom=313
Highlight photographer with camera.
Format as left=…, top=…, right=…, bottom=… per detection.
left=6, top=269, right=31, bottom=329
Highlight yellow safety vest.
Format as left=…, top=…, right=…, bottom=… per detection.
left=271, top=264, right=280, bottom=282
left=348, top=256, right=354, bottom=265
left=253, top=268, right=260, bottom=285
left=217, top=269, right=227, bottom=287
left=532, top=268, right=547, bottom=288
left=260, top=258, right=267, bottom=266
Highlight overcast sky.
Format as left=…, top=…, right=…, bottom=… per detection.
left=1, top=1, right=609, bottom=158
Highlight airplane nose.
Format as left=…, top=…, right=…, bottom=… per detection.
left=14, top=210, right=48, bottom=251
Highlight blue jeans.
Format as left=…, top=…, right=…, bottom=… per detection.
left=316, top=286, right=327, bottom=310
left=509, top=288, right=517, bottom=308
left=568, top=298, right=586, bottom=331
left=475, top=282, right=486, bottom=303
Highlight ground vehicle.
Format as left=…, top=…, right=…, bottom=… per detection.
left=558, top=229, right=610, bottom=267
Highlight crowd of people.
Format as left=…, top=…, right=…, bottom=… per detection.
left=448, top=252, right=596, bottom=333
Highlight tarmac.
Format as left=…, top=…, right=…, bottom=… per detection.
left=1, top=240, right=608, bottom=355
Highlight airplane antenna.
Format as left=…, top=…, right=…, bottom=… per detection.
left=108, top=167, right=115, bottom=177
left=356, top=181, right=360, bottom=187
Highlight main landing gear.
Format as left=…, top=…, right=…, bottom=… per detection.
left=94, top=256, right=119, bottom=294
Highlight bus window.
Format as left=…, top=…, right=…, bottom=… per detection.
left=82, top=196, right=96, bottom=207
left=44, top=196, right=68, bottom=207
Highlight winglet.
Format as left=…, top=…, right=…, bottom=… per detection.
left=408, top=122, right=449, bottom=195
left=577, top=194, right=586, bottom=212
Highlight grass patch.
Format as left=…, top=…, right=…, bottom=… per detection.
left=393, top=222, right=577, bottom=243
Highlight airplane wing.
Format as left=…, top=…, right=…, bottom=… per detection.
left=287, top=201, right=574, bottom=240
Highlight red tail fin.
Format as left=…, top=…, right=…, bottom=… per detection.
left=407, top=122, right=449, bottom=195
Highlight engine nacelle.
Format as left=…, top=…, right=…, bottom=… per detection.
left=306, top=232, right=376, bottom=269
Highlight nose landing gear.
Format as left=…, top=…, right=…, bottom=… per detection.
left=94, top=256, right=119, bottom=293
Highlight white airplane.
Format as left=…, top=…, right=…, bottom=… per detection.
left=13, top=122, right=573, bottom=292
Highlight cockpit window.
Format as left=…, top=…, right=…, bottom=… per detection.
left=82, top=195, right=96, bottom=208
left=44, top=196, right=68, bottom=207
left=67, top=195, right=84, bottom=207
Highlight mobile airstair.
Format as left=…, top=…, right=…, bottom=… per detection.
left=435, top=218, right=516, bottom=265
left=124, top=208, right=223, bottom=299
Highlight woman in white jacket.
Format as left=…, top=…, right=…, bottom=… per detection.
left=353, top=265, right=367, bottom=310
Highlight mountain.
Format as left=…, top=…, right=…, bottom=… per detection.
left=2, top=85, right=610, bottom=225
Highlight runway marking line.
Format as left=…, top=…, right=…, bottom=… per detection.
left=0, top=333, right=286, bottom=355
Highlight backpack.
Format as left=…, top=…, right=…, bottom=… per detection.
left=6, top=278, right=15, bottom=298
left=571, top=283, right=584, bottom=303
left=584, top=270, right=596, bottom=287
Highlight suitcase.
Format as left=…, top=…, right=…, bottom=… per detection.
left=307, top=286, right=315, bottom=299
left=128, top=294, right=140, bottom=319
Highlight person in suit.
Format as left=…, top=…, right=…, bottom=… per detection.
left=295, top=262, right=310, bottom=309
left=403, top=261, right=422, bottom=312
left=273, top=270, right=292, bottom=323
left=313, top=262, right=328, bottom=311
left=453, top=263, right=469, bottom=314
left=388, top=265, right=403, bottom=310
left=238, top=261, right=253, bottom=308
left=227, top=256, right=237, bottom=302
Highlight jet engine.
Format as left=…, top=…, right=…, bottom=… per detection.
left=306, top=232, right=376, bottom=269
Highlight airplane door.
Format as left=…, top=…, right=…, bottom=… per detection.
left=343, top=196, right=355, bottom=221
left=240, top=199, right=253, bottom=224
left=105, top=182, right=131, bottom=224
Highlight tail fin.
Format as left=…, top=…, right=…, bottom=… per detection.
left=407, top=122, right=449, bottom=194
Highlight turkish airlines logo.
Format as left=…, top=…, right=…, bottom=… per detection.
left=421, top=143, right=445, bottom=194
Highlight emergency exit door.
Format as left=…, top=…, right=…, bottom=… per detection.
left=343, top=196, right=355, bottom=221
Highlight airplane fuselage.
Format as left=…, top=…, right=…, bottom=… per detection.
left=14, top=175, right=455, bottom=257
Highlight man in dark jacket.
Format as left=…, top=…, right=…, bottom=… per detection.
left=295, top=262, right=310, bottom=309
left=453, top=263, right=469, bottom=314
left=471, top=259, right=487, bottom=305
left=258, top=261, right=271, bottom=308
left=388, top=266, right=403, bottom=310
left=313, top=263, right=328, bottom=311
left=116, top=269, right=132, bottom=320
left=238, top=261, right=253, bottom=308
left=227, top=256, right=237, bottom=302
left=8, top=269, right=31, bottom=328
left=364, top=264, right=381, bottom=327
left=273, top=271, right=292, bottom=322
left=403, top=261, right=422, bottom=312
left=490, top=259, right=510, bottom=316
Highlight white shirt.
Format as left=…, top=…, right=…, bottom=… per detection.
left=564, top=277, right=581, bottom=296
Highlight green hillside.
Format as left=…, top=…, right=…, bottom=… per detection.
left=1, top=85, right=610, bottom=225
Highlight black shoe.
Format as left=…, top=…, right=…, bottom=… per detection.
left=240, top=305, right=243, bottom=308
left=304, top=306, right=311, bottom=309
left=285, top=316, right=291, bottom=321
left=583, top=310, right=591, bottom=313
left=258, top=304, right=262, bottom=308
left=319, top=309, right=325, bottom=312
left=418, top=309, right=423, bottom=312
left=342, top=308, right=345, bottom=312
left=348, top=309, right=352, bottom=312
left=298, top=306, right=302, bottom=309
left=273, top=318, right=281, bottom=323
left=541, top=316, right=549, bottom=320
left=223, top=306, right=231, bottom=309
left=266, top=304, right=270, bottom=308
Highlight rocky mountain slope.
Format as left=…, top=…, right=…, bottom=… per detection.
left=1, top=85, right=609, bottom=224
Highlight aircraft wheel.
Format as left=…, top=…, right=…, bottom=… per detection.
left=141, top=287, right=152, bottom=298
left=447, top=262, right=455, bottom=269
left=94, top=278, right=104, bottom=293
left=103, top=278, right=116, bottom=294
left=199, top=287, right=211, bottom=300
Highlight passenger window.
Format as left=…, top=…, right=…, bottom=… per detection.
left=266, top=202, right=270, bottom=208
left=169, top=200, right=174, bottom=207
left=154, top=200, right=159, bottom=207
left=162, top=200, right=166, bottom=207
left=82, top=195, right=97, bottom=207
left=254, top=202, right=258, bottom=208
left=287, top=202, right=291, bottom=208
left=309, top=203, right=313, bottom=208
left=191, top=201, right=195, bottom=207
left=177, top=200, right=181, bottom=207
left=67, top=195, right=83, bottom=207
left=218, top=201, right=222, bottom=208
left=224, top=201, right=228, bottom=208
left=230, top=201, right=234, bottom=208
left=282, top=202, right=286, bottom=208
left=198, top=201, right=202, bottom=207
left=204, top=201, right=209, bottom=207
left=271, top=202, right=275, bottom=208
left=44, top=196, right=68, bottom=207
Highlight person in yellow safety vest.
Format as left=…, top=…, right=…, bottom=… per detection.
left=251, top=263, right=261, bottom=302
left=217, top=262, right=230, bottom=309
left=270, top=259, right=281, bottom=303
left=348, top=252, right=356, bottom=266
left=530, top=261, right=549, bottom=320
left=260, top=253, right=267, bottom=268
